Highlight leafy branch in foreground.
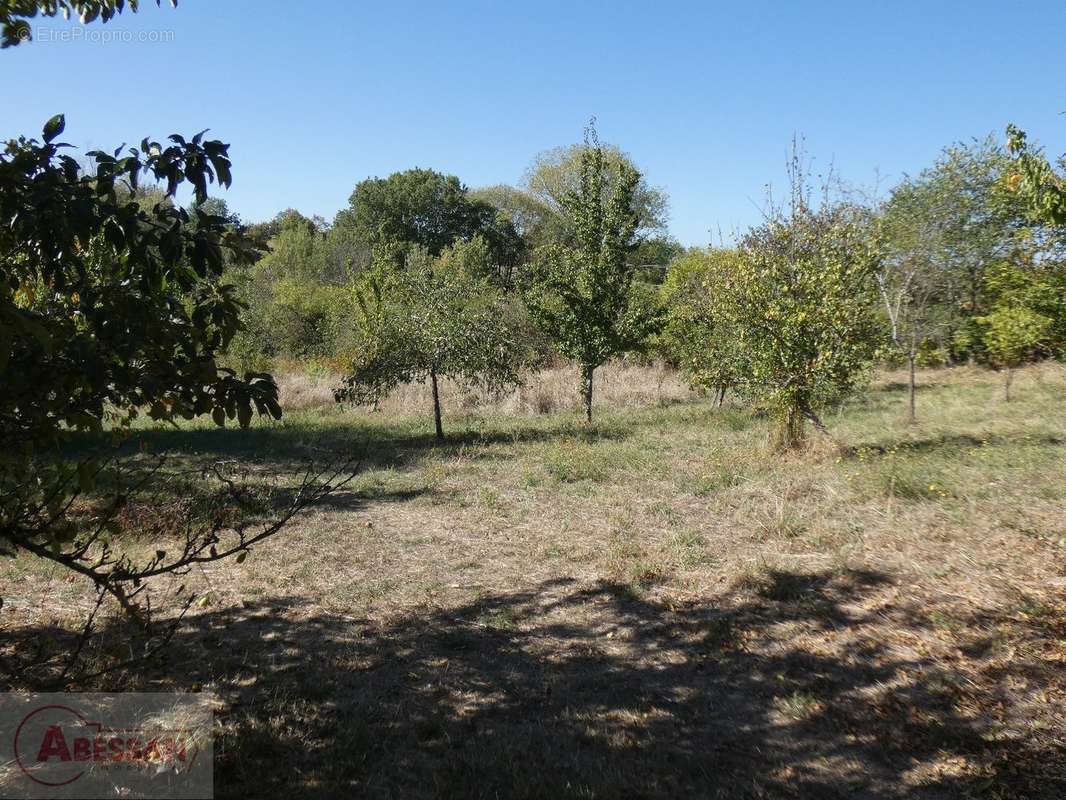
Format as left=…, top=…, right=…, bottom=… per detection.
left=1, top=453, right=358, bottom=687
left=0, top=1, right=175, bottom=47
left=0, top=114, right=325, bottom=685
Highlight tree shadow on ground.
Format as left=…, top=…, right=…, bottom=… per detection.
left=73, top=414, right=639, bottom=477
left=7, top=568, right=1063, bottom=798
left=840, top=431, right=1065, bottom=458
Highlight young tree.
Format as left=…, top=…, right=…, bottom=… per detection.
left=337, top=245, right=531, bottom=440
left=878, top=180, right=954, bottom=422
left=977, top=306, right=1052, bottom=401
left=659, top=248, right=744, bottom=405
left=523, top=135, right=663, bottom=422
left=714, top=201, right=881, bottom=450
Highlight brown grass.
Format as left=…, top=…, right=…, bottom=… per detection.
left=3, top=362, right=1066, bottom=798
left=278, top=359, right=695, bottom=416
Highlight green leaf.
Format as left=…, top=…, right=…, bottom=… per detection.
left=43, top=114, right=65, bottom=143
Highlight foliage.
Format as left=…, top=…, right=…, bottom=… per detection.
left=981, top=255, right=1066, bottom=359
left=630, top=235, right=684, bottom=283
left=470, top=183, right=562, bottom=255
left=889, top=138, right=1033, bottom=331
left=976, top=305, right=1052, bottom=400
left=0, top=0, right=171, bottom=47
left=337, top=247, right=532, bottom=439
left=712, top=203, right=881, bottom=448
left=231, top=214, right=375, bottom=363
left=659, top=248, right=744, bottom=400
left=524, top=140, right=669, bottom=241
left=339, top=168, right=523, bottom=280
left=523, top=136, right=663, bottom=421
left=1, top=116, right=281, bottom=454
left=1006, top=125, right=1066, bottom=227
left=0, top=110, right=337, bottom=633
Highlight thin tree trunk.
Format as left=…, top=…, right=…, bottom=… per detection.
left=908, top=352, right=917, bottom=423
left=430, top=369, right=444, bottom=440
left=1004, top=367, right=1013, bottom=403
left=717, top=386, right=727, bottom=407
left=581, top=364, right=594, bottom=423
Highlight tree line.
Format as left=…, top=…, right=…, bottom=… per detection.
left=218, top=126, right=1066, bottom=446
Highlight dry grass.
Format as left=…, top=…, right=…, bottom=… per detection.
left=3, top=362, right=1066, bottom=798
left=278, top=359, right=695, bottom=416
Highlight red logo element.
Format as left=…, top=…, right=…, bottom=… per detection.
left=13, top=703, right=201, bottom=787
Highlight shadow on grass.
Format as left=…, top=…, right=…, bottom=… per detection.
left=6, top=568, right=1063, bottom=798
left=840, top=431, right=1066, bottom=459
left=71, top=414, right=640, bottom=477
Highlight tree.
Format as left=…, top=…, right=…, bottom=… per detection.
left=524, top=140, right=669, bottom=241
left=977, top=306, right=1051, bottom=401
left=339, top=168, right=524, bottom=277
left=1006, top=125, right=1066, bottom=227
left=878, top=179, right=955, bottom=422
left=0, top=115, right=319, bottom=623
left=470, top=183, right=562, bottom=254
left=659, top=248, right=744, bottom=405
left=712, top=196, right=881, bottom=450
left=523, top=135, right=663, bottom=421
left=337, top=245, right=531, bottom=440
left=896, top=137, right=1032, bottom=333
left=0, top=1, right=356, bottom=686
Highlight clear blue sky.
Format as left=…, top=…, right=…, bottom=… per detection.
left=5, top=0, right=1065, bottom=246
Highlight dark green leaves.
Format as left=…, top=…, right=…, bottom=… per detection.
left=1, top=117, right=280, bottom=466
left=43, top=114, right=65, bottom=143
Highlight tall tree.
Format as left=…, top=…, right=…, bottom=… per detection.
left=523, top=132, right=663, bottom=421
left=524, top=141, right=669, bottom=241
left=896, top=137, right=1030, bottom=323
left=339, top=168, right=523, bottom=276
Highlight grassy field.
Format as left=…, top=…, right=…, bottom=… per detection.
left=3, top=362, right=1066, bottom=798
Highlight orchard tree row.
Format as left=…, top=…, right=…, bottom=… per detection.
left=216, top=126, right=1066, bottom=445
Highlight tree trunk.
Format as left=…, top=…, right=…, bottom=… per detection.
left=581, top=364, right=594, bottom=423
left=1004, top=366, right=1013, bottom=403
left=716, top=386, right=727, bottom=407
left=774, top=406, right=806, bottom=451
left=907, top=353, right=917, bottom=424
left=430, top=369, right=444, bottom=440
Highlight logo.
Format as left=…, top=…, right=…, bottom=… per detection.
left=1, top=693, right=214, bottom=799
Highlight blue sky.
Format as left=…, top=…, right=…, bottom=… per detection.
left=5, top=0, right=1065, bottom=245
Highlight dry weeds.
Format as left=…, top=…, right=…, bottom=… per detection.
left=3, top=362, right=1066, bottom=798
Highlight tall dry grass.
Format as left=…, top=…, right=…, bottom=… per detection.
left=277, top=360, right=697, bottom=416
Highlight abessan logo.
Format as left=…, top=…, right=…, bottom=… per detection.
left=1, top=693, right=214, bottom=799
